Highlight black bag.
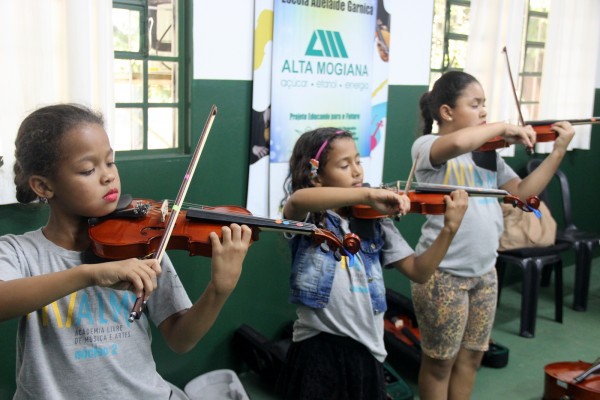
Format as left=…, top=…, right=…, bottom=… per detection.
left=232, top=323, right=291, bottom=388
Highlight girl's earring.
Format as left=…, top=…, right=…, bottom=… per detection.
left=39, top=197, right=48, bottom=204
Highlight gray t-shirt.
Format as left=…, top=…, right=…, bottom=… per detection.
left=411, top=134, right=518, bottom=277
left=293, top=216, right=414, bottom=362
left=0, top=229, right=193, bottom=400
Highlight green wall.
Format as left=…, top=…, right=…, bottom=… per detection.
left=1, top=82, right=598, bottom=393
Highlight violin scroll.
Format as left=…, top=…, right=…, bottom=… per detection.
left=342, top=233, right=361, bottom=254
left=503, top=194, right=541, bottom=214
left=312, top=229, right=360, bottom=260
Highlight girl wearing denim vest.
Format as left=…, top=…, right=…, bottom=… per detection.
left=277, top=127, right=468, bottom=400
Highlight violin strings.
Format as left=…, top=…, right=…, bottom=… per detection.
left=143, top=199, right=319, bottom=231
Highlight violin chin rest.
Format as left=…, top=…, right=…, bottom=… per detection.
left=117, top=194, right=133, bottom=210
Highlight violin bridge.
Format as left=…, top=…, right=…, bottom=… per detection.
left=160, top=200, right=169, bottom=223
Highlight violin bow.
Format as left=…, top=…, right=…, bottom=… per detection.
left=129, top=104, right=218, bottom=322
left=404, top=154, right=418, bottom=193
left=502, top=47, right=534, bottom=154
left=502, top=47, right=526, bottom=127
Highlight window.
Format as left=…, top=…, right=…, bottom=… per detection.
left=112, top=0, right=188, bottom=153
left=429, top=0, right=471, bottom=87
left=518, top=0, right=550, bottom=120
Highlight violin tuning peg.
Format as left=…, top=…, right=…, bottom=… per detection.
left=333, top=249, right=342, bottom=262
left=320, top=241, right=330, bottom=253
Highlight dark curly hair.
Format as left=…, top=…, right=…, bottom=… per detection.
left=14, top=104, right=104, bottom=203
left=419, top=70, right=479, bottom=135
left=287, top=127, right=353, bottom=192
left=281, top=127, right=354, bottom=222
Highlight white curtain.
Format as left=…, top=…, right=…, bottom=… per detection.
left=0, top=0, right=114, bottom=205
left=466, top=0, right=598, bottom=155
left=466, top=0, right=527, bottom=125
left=535, top=0, right=600, bottom=153
left=466, top=0, right=528, bottom=157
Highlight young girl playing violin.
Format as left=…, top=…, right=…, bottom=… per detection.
left=0, top=104, right=252, bottom=399
left=412, top=70, right=575, bottom=400
left=276, top=127, right=468, bottom=400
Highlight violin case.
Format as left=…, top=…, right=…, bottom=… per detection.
left=384, top=288, right=509, bottom=380
left=233, top=322, right=414, bottom=400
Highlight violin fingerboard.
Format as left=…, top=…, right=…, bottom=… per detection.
left=186, top=208, right=317, bottom=235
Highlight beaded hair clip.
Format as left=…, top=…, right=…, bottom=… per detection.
left=309, top=130, right=344, bottom=180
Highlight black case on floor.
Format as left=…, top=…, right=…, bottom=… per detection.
left=233, top=322, right=414, bottom=399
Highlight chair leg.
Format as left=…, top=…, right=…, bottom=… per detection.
left=541, top=265, right=552, bottom=287
left=496, top=262, right=506, bottom=304
left=519, top=260, right=541, bottom=338
left=573, top=243, right=594, bottom=311
left=554, top=261, right=563, bottom=323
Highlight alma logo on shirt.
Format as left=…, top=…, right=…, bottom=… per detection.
left=32, top=291, right=137, bottom=328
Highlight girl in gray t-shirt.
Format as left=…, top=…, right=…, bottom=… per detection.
left=411, top=70, right=574, bottom=400
left=0, top=104, right=252, bottom=399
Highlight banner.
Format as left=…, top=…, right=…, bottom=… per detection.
left=247, top=0, right=391, bottom=218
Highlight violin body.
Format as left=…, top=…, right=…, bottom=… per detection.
left=352, top=191, right=447, bottom=218
left=89, top=199, right=233, bottom=259
left=478, top=136, right=512, bottom=152
left=544, top=361, right=600, bottom=399
left=477, top=127, right=556, bottom=152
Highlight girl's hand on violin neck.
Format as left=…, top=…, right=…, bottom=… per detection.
left=551, top=121, right=575, bottom=151
left=503, top=123, right=536, bottom=148
left=368, top=188, right=410, bottom=217
left=208, top=223, right=252, bottom=297
left=87, top=258, right=161, bottom=300
left=442, top=190, right=469, bottom=233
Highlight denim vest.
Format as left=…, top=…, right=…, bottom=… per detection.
left=288, top=211, right=387, bottom=314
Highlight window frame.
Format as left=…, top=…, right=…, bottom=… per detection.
left=429, top=0, right=471, bottom=87
left=517, top=2, right=549, bottom=120
left=112, top=0, right=191, bottom=157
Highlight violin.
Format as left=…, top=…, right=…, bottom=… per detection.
left=543, top=359, right=600, bottom=399
left=351, top=183, right=540, bottom=218
left=478, top=117, right=599, bottom=152
left=88, top=197, right=361, bottom=260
